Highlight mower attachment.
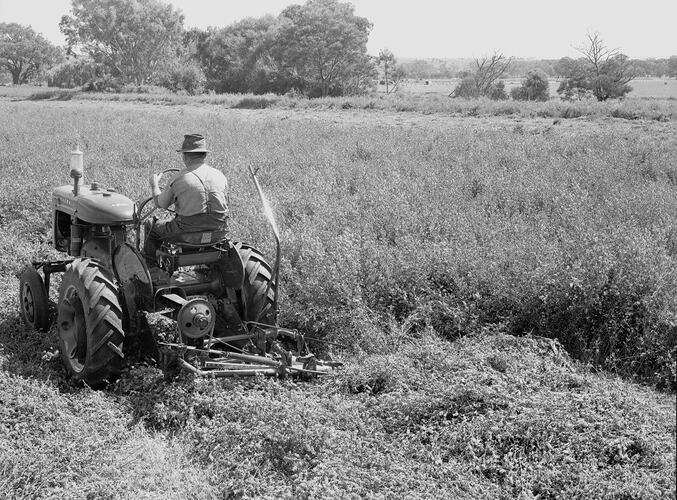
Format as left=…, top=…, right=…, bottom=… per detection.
left=157, top=324, right=341, bottom=378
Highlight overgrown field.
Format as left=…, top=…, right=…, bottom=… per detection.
left=3, top=85, right=677, bottom=121
left=0, top=98, right=675, bottom=498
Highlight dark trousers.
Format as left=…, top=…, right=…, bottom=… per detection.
left=143, top=213, right=228, bottom=258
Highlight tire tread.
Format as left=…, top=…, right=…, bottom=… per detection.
left=58, top=258, right=124, bottom=387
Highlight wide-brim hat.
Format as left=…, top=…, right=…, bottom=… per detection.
left=177, top=134, right=211, bottom=153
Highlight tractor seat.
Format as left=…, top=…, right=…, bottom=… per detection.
left=155, top=232, right=243, bottom=287
left=156, top=230, right=228, bottom=272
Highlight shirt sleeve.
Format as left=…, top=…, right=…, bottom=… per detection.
left=154, top=187, right=174, bottom=209
left=154, top=171, right=181, bottom=209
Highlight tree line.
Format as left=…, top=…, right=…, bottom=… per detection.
left=449, top=33, right=676, bottom=102
left=400, top=56, right=677, bottom=81
left=1, top=0, right=676, bottom=100
left=1, top=0, right=377, bottom=97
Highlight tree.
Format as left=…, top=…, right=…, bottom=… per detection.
left=187, top=17, right=279, bottom=94
left=378, top=48, right=405, bottom=94
left=555, top=57, right=589, bottom=99
left=399, top=59, right=435, bottom=80
left=473, top=51, right=511, bottom=96
left=511, top=70, right=549, bottom=101
left=157, top=60, right=205, bottom=95
left=557, top=33, right=634, bottom=101
left=335, top=53, right=377, bottom=95
left=0, top=23, right=63, bottom=84
left=554, top=57, right=576, bottom=79
left=668, top=56, right=677, bottom=79
left=631, top=58, right=665, bottom=78
left=59, top=0, right=184, bottom=85
left=506, top=59, right=555, bottom=78
left=450, top=51, right=511, bottom=99
left=452, top=76, right=480, bottom=98
left=273, top=0, right=374, bottom=97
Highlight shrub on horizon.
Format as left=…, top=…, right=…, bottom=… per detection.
left=451, top=77, right=480, bottom=98
left=511, top=70, right=550, bottom=101
left=486, top=81, right=508, bottom=100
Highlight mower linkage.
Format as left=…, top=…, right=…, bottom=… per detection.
left=158, top=338, right=340, bottom=378
left=156, top=320, right=342, bottom=378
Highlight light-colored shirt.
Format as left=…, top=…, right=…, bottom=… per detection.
left=156, top=161, right=228, bottom=218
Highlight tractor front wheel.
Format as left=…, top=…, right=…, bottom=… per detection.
left=18, top=266, right=50, bottom=332
left=57, top=258, right=125, bottom=387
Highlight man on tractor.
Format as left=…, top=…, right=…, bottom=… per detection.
left=144, top=133, right=229, bottom=259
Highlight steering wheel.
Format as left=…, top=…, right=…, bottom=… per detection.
left=134, top=168, right=180, bottom=251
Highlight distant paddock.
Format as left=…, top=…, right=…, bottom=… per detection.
left=386, top=78, right=677, bottom=99
left=2, top=78, right=675, bottom=102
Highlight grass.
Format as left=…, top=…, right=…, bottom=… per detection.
left=3, top=84, right=677, bottom=121
left=0, top=96, right=675, bottom=498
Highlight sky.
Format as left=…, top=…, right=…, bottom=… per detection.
left=1, top=0, right=675, bottom=60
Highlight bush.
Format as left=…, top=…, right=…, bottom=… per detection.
left=453, top=78, right=507, bottom=101
left=486, top=81, right=508, bottom=100
left=27, top=89, right=77, bottom=101
left=233, top=96, right=280, bottom=109
left=82, top=76, right=124, bottom=92
left=47, top=57, right=106, bottom=89
left=591, top=74, right=633, bottom=101
left=511, top=70, right=550, bottom=101
left=157, top=61, right=206, bottom=95
left=557, top=77, right=594, bottom=101
left=557, top=73, right=632, bottom=102
left=452, top=77, right=480, bottom=98
left=118, top=84, right=167, bottom=94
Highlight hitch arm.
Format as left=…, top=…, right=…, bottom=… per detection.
left=248, top=164, right=281, bottom=320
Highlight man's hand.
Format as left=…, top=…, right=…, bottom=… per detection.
left=149, top=173, right=162, bottom=197
left=149, top=173, right=162, bottom=189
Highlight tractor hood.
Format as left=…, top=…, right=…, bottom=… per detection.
left=53, top=184, right=135, bottom=224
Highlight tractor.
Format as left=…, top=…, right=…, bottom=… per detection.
left=17, top=150, right=334, bottom=387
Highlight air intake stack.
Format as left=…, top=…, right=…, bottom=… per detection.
left=70, top=146, right=83, bottom=196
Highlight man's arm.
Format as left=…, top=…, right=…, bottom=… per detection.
left=148, top=173, right=173, bottom=209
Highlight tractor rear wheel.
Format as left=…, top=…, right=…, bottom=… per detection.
left=57, top=258, right=125, bottom=387
left=235, top=243, right=277, bottom=327
left=18, top=266, right=50, bottom=332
